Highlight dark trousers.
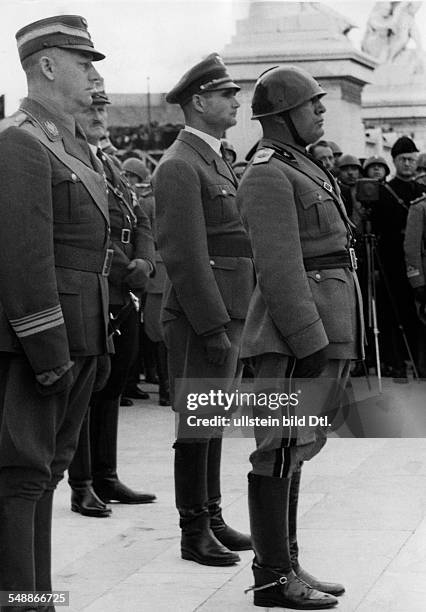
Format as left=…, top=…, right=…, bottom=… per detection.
left=0, top=354, right=97, bottom=597
left=69, top=306, right=138, bottom=483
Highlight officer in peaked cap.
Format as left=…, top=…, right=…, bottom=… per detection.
left=0, top=15, right=109, bottom=597
left=237, top=65, right=361, bottom=608
left=68, top=84, right=156, bottom=515
left=153, top=53, right=254, bottom=567
left=15, top=14, right=105, bottom=63
left=166, top=52, right=240, bottom=104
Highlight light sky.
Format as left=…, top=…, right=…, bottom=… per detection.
left=1, top=0, right=425, bottom=113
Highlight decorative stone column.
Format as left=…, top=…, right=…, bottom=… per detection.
left=222, top=1, right=376, bottom=159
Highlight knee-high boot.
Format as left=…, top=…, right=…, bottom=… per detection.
left=0, top=497, right=36, bottom=591
left=247, top=472, right=337, bottom=609
left=174, top=441, right=240, bottom=566
left=68, top=411, right=111, bottom=517
left=90, top=397, right=155, bottom=504
left=207, top=436, right=251, bottom=550
left=156, top=341, right=170, bottom=406
left=289, top=465, right=345, bottom=596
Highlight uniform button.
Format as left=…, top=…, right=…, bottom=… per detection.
left=71, top=173, right=78, bottom=182
left=209, top=259, right=215, bottom=265
left=315, top=273, right=321, bottom=280
left=106, top=188, right=109, bottom=194
left=221, top=189, right=227, bottom=195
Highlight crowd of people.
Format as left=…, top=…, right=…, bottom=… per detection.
left=0, top=12, right=425, bottom=612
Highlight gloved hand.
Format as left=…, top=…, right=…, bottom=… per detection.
left=124, top=258, right=152, bottom=290
left=93, top=354, right=111, bottom=392
left=293, top=348, right=328, bottom=378
left=202, top=331, right=231, bottom=366
left=35, top=360, right=74, bottom=396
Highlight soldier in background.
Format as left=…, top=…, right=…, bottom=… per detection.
left=123, top=156, right=171, bottom=406
left=308, top=140, right=335, bottom=173
left=68, top=86, right=157, bottom=514
left=0, top=15, right=110, bottom=600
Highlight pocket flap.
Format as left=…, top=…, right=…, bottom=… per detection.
left=307, top=268, right=348, bottom=283
left=207, top=184, right=235, bottom=199
left=52, top=169, right=81, bottom=186
left=299, top=189, right=326, bottom=210
left=209, top=255, right=237, bottom=270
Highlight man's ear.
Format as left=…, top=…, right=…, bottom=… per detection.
left=191, top=93, right=206, bottom=114
left=39, top=55, right=56, bottom=82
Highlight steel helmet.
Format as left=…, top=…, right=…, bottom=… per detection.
left=251, top=66, right=326, bottom=119
left=337, top=154, right=362, bottom=169
left=363, top=155, right=390, bottom=176
left=122, top=157, right=150, bottom=181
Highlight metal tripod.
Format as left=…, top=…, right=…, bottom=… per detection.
left=361, top=217, right=419, bottom=392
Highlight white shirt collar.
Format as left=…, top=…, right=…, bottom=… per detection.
left=184, top=125, right=222, bottom=156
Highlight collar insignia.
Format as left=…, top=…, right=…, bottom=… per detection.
left=323, top=181, right=333, bottom=193
left=43, top=120, right=59, bottom=139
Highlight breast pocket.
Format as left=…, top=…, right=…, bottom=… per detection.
left=298, top=189, right=339, bottom=237
left=205, top=184, right=237, bottom=226
left=52, top=170, right=91, bottom=223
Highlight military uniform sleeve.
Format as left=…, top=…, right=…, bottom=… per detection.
left=133, top=202, right=155, bottom=267
left=237, top=162, right=328, bottom=358
left=0, top=127, right=71, bottom=373
left=404, top=201, right=426, bottom=288
left=153, top=158, right=230, bottom=334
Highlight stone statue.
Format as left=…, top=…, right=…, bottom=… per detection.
left=362, top=1, right=423, bottom=64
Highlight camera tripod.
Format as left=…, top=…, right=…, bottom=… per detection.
left=360, top=217, right=419, bottom=392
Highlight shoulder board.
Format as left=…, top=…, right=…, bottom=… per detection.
left=252, top=148, right=274, bottom=165
left=271, top=146, right=297, bottom=163
left=0, top=111, right=28, bottom=134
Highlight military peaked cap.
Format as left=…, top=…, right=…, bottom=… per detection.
left=16, top=15, right=105, bottom=63
left=166, top=53, right=240, bottom=105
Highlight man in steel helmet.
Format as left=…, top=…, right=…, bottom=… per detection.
left=237, top=66, right=362, bottom=609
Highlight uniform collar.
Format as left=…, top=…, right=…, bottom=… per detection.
left=184, top=125, right=221, bottom=156
left=26, top=95, right=76, bottom=136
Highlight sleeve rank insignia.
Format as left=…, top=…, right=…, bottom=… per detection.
left=252, top=148, right=275, bottom=165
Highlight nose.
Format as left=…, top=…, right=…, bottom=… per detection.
left=233, top=96, right=240, bottom=109
left=89, top=65, right=102, bottom=82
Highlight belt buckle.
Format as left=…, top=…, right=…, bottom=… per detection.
left=349, top=247, right=358, bottom=271
left=121, top=228, right=131, bottom=244
left=102, top=248, right=114, bottom=276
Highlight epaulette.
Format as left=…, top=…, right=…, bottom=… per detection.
left=270, top=146, right=297, bottom=164
left=252, top=148, right=274, bottom=165
left=0, top=111, right=28, bottom=134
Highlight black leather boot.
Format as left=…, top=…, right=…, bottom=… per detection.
left=247, top=472, right=337, bottom=610
left=94, top=475, right=156, bottom=504
left=207, top=437, right=251, bottom=550
left=175, top=441, right=240, bottom=566
left=0, top=496, right=36, bottom=592
left=68, top=412, right=112, bottom=517
left=90, top=397, right=156, bottom=504
left=71, top=485, right=112, bottom=517
left=289, top=465, right=345, bottom=597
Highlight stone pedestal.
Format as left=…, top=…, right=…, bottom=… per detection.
left=362, top=49, right=426, bottom=154
left=222, top=1, right=376, bottom=160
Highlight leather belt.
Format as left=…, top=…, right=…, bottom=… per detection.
left=207, top=235, right=252, bottom=258
left=303, top=250, right=356, bottom=271
left=54, top=243, right=114, bottom=276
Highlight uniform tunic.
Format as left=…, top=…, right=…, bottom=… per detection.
left=237, top=138, right=362, bottom=476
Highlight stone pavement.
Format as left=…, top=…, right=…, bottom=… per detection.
left=51, top=377, right=426, bottom=612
